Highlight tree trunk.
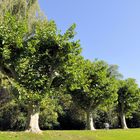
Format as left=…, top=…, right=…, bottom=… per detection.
left=26, top=105, right=41, bottom=133
left=120, top=112, right=128, bottom=129
left=86, top=111, right=96, bottom=130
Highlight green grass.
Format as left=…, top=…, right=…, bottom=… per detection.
left=0, top=129, right=140, bottom=140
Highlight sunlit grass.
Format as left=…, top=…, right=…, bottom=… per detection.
left=0, top=129, right=140, bottom=140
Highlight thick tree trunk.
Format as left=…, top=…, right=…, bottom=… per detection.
left=26, top=105, right=41, bottom=133
left=86, top=111, right=96, bottom=130
left=120, top=112, right=128, bottom=129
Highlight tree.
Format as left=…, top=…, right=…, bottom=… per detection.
left=0, top=0, right=43, bottom=108
left=0, top=0, right=38, bottom=17
left=107, top=64, right=123, bottom=79
left=117, top=78, right=140, bottom=129
left=0, top=0, right=45, bottom=28
left=0, top=13, right=81, bottom=133
left=70, top=60, right=118, bottom=130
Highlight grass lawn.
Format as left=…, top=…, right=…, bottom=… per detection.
left=0, top=129, right=140, bottom=140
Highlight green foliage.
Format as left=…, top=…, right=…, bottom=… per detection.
left=127, top=107, right=140, bottom=128
left=39, top=95, right=64, bottom=130
left=0, top=12, right=82, bottom=131
left=71, top=60, right=118, bottom=111
left=0, top=0, right=43, bottom=24
left=0, top=101, right=27, bottom=130
left=117, top=78, right=140, bottom=117
left=0, top=13, right=81, bottom=104
left=58, top=102, right=86, bottom=130
left=1, top=2, right=140, bottom=131
left=0, top=98, right=64, bottom=131
left=107, top=64, right=123, bottom=79
left=94, top=106, right=118, bottom=129
left=0, top=70, right=13, bottom=108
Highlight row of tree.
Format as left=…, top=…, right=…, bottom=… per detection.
left=0, top=0, right=140, bottom=133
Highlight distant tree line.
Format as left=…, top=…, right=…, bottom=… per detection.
left=0, top=0, right=140, bottom=133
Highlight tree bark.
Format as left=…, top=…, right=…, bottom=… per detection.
left=120, top=112, right=128, bottom=129
left=26, top=104, right=41, bottom=133
left=86, top=111, right=96, bottom=130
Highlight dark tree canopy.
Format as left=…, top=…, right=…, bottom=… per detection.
left=0, top=13, right=82, bottom=132
left=117, top=78, right=140, bottom=129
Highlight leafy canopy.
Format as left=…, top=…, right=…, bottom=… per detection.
left=117, top=78, right=140, bottom=116
left=0, top=13, right=82, bottom=106
left=71, top=60, right=118, bottom=111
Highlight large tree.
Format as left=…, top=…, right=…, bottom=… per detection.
left=0, top=13, right=81, bottom=133
left=70, top=60, right=118, bottom=130
left=0, top=0, right=44, bottom=107
left=117, top=78, right=140, bottom=129
left=0, top=0, right=39, bottom=17
left=0, top=0, right=45, bottom=28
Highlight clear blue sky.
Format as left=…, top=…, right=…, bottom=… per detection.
left=39, top=0, right=140, bottom=86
